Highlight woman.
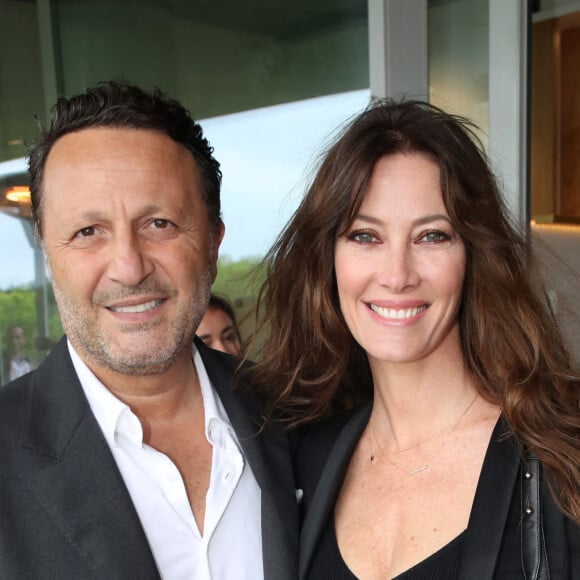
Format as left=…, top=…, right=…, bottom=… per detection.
left=251, top=100, right=579, bottom=579
left=2, top=324, right=32, bottom=385
left=196, top=294, right=243, bottom=356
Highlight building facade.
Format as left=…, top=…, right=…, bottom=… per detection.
left=0, top=0, right=578, bottom=374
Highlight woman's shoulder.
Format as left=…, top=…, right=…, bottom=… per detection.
left=293, top=404, right=369, bottom=456
left=290, top=404, right=371, bottom=496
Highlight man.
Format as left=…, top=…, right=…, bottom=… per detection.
left=2, top=324, right=32, bottom=384
left=0, top=81, right=298, bottom=579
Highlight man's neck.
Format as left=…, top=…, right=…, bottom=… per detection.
left=87, top=350, right=201, bottom=424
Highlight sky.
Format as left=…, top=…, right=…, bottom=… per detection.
left=0, top=89, right=370, bottom=289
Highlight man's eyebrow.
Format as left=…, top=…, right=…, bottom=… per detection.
left=73, top=204, right=165, bottom=222
left=71, top=210, right=106, bottom=223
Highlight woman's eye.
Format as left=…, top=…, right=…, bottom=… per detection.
left=224, top=332, right=238, bottom=344
left=347, top=231, right=378, bottom=244
left=420, top=230, right=451, bottom=243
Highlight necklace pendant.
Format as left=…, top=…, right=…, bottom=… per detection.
left=408, top=465, right=428, bottom=475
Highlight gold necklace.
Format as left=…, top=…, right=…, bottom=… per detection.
left=369, top=392, right=478, bottom=476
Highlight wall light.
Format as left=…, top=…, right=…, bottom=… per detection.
left=5, top=185, right=31, bottom=203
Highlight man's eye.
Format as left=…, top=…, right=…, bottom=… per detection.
left=76, top=226, right=96, bottom=238
left=153, top=219, right=169, bottom=228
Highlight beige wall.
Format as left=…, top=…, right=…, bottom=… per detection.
left=532, top=223, right=580, bottom=367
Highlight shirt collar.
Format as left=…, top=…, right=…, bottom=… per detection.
left=67, top=340, right=235, bottom=448
left=68, top=340, right=129, bottom=448
left=194, top=344, right=235, bottom=442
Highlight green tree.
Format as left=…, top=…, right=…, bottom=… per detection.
left=212, top=255, right=269, bottom=355
left=213, top=255, right=264, bottom=303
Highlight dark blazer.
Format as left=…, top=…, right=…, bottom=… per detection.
left=0, top=337, right=298, bottom=579
left=295, top=403, right=580, bottom=580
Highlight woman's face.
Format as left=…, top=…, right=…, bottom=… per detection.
left=196, top=307, right=241, bottom=356
left=334, top=152, right=466, bottom=368
left=10, top=326, right=26, bottom=353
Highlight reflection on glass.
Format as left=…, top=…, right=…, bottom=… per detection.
left=428, top=0, right=489, bottom=145
left=0, top=214, right=62, bottom=386
left=0, top=1, right=45, bottom=164
left=204, top=90, right=371, bottom=262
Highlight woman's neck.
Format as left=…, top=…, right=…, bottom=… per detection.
left=368, top=347, right=480, bottom=452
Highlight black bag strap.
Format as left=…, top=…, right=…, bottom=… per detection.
left=521, top=452, right=551, bottom=579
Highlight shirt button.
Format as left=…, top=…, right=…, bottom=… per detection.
left=224, top=472, right=231, bottom=481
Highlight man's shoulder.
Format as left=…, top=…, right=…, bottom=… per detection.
left=196, top=340, right=262, bottom=410
left=0, top=369, right=34, bottom=410
left=0, top=337, right=74, bottom=435
left=0, top=372, right=37, bottom=459
left=296, top=404, right=369, bottom=451
left=293, top=410, right=352, bottom=455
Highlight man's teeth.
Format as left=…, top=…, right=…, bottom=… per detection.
left=370, top=304, right=427, bottom=319
left=110, top=300, right=161, bottom=314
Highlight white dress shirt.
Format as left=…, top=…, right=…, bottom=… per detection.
left=68, top=341, right=263, bottom=580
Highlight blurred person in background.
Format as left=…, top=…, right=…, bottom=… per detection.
left=197, top=294, right=243, bottom=356
left=2, top=324, right=32, bottom=384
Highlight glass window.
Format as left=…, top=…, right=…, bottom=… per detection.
left=0, top=0, right=45, bottom=164
left=428, top=0, right=489, bottom=145
left=53, top=0, right=368, bottom=118
left=204, top=90, right=370, bottom=267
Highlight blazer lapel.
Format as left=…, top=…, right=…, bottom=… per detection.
left=299, top=403, right=372, bottom=580
left=22, top=338, right=160, bottom=579
left=198, top=341, right=299, bottom=580
left=457, top=417, right=521, bottom=580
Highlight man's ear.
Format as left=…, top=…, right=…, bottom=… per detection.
left=210, top=220, right=225, bottom=283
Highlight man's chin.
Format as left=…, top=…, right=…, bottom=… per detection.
left=95, top=352, right=179, bottom=376
left=71, top=338, right=184, bottom=377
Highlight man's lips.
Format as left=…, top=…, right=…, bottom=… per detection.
left=107, top=299, right=164, bottom=314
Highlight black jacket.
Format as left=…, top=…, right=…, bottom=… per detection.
left=295, top=403, right=580, bottom=579
left=0, top=337, right=299, bottom=579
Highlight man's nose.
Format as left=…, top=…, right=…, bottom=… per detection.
left=106, top=231, right=154, bottom=286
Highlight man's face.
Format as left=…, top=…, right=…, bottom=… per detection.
left=42, top=127, right=223, bottom=379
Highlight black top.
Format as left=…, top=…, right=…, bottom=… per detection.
left=307, top=511, right=465, bottom=580
left=296, top=407, right=579, bottom=579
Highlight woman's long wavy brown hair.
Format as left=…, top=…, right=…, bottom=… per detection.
left=249, top=99, right=580, bottom=523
